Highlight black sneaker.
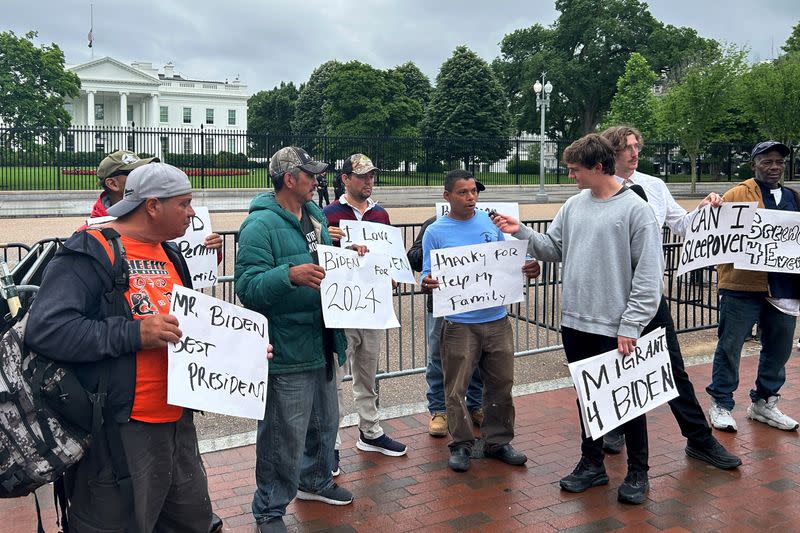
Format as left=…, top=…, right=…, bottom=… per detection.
left=296, top=483, right=353, bottom=506
left=559, top=457, right=609, bottom=493
left=356, top=431, right=407, bottom=457
left=617, top=470, right=649, bottom=504
left=602, top=431, right=625, bottom=454
left=257, top=516, right=288, bottom=533
left=685, top=439, right=742, bottom=470
left=448, top=447, right=471, bottom=472
left=485, top=443, right=527, bottom=466
left=209, top=513, right=223, bottom=533
left=332, top=449, right=341, bottom=477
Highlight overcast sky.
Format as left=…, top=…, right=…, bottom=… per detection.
left=6, top=0, right=799, bottom=94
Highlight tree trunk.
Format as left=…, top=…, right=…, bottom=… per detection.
left=689, top=151, right=698, bottom=194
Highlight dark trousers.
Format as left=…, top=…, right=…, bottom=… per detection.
left=606, top=297, right=713, bottom=445
left=318, top=187, right=330, bottom=207
left=66, top=410, right=212, bottom=533
left=561, top=326, right=649, bottom=472
left=441, top=317, right=515, bottom=452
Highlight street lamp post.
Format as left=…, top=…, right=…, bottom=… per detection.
left=533, top=74, right=553, bottom=203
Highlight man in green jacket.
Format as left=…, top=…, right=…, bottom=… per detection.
left=235, top=147, right=353, bottom=533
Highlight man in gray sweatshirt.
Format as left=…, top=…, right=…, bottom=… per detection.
left=493, top=134, right=663, bottom=505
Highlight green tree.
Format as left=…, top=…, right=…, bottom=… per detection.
left=601, top=53, right=660, bottom=138
left=291, top=60, right=342, bottom=135
left=661, top=47, right=747, bottom=191
left=389, top=61, right=432, bottom=114
left=0, top=31, right=80, bottom=149
left=247, top=82, right=299, bottom=155
left=423, top=46, right=511, bottom=167
left=741, top=53, right=800, bottom=145
left=782, top=21, right=800, bottom=54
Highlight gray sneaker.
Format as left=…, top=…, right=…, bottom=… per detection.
left=708, top=402, right=737, bottom=432
left=296, top=483, right=353, bottom=506
left=747, top=396, right=799, bottom=431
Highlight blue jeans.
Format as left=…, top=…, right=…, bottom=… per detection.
left=252, top=367, right=339, bottom=522
left=425, top=311, right=483, bottom=414
left=706, top=293, right=796, bottom=410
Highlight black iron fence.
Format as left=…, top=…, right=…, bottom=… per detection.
left=2, top=126, right=797, bottom=191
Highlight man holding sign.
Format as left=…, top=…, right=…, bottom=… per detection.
left=706, top=141, right=800, bottom=433
left=495, top=134, right=663, bottom=504
left=421, top=170, right=530, bottom=473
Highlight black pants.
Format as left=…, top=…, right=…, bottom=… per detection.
left=605, top=297, right=713, bottom=446
left=561, top=326, right=649, bottom=472
left=318, top=187, right=330, bottom=207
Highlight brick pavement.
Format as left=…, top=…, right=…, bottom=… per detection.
left=4, top=354, right=799, bottom=532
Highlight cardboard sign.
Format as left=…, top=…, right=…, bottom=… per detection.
left=167, top=285, right=269, bottom=420
left=338, top=220, right=416, bottom=285
left=734, top=208, right=800, bottom=273
left=436, top=202, right=520, bottom=239
left=170, top=206, right=218, bottom=289
left=568, top=328, right=678, bottom=440
left=677, top=202, right=756, bottom=276
left=318, top=244, right=400, bottom=329
left=430, top=240, right=527, bottom=317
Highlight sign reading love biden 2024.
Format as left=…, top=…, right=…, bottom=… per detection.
left=568, top=328, right=677, bottom=440
left=431, top=240, right=527, bottom=317
left=167, top=285, right=269, bottom=420
left=338, top=220, right=416, bottom=285
left=169, top=207, right=218, bottom=289
left=317, top=244, right=400, bottom=329
left=676, top=202, right=756, bottom=277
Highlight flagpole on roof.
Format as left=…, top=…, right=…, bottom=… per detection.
left=88, top=3, right=94, bottom=59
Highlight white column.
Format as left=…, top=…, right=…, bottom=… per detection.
left=86, top=91, right=95, bottom=127
left=119, top=92, right=128, bottom=126
left=150, top=93, right=159, bottom=127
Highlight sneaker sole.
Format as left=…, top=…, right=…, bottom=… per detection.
left=559, top=474, right=609, bottom=493
left=746, top=409, right=799, bottom=431
left=356, top=439, right=407, bottom=457
left=709, top=420, right=737, bottom=432
left=332, top=468, right=340, bottom=477
left=685, top=446, right=742, bottom=470
left=296, top=490, right=353, bottom=506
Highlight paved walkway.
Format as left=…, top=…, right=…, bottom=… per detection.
left=5, top=354, right=799, bottom=532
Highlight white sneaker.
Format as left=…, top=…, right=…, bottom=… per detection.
left=708, top=402, right=738, bottom=432
left=747, top=396, right=799, bottom=431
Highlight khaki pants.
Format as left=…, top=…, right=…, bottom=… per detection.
left=441, top=317, right=515, bottom=452
left=336, top=328, right=385, bottom=446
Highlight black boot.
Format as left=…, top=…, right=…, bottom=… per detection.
left=559, top=457, right=609, bottom=493
left=617, top=470, right=649, bottom=504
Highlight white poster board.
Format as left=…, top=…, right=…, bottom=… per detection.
left=734, top=208, right=800, bottom=273
left=568, top=328, right=677, bottom=440
left=677, top=202, right=756, bottom=276
left=167, top=285, right=269, bottom=420
left=169, top=207, right=218, bottom=289
left=430, top=240, right=527, bottom=317
left=338, top=220, right=416, bottom=285
left=436, top=202, right=520, bottom=239
left=318, top=244, right=400, bottom=329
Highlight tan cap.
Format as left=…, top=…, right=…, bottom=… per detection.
left=96, top=150, right=160, bottom=183
left=342, top=153, right=379, bottom=175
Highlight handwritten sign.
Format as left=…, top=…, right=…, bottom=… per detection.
left=677, top=202, right=756, bottom=276
left=568, top=328, right=677, bottom=440
left=338, top=220, right=416, bottom=285
left=318, top=244, right=400, bottom=329
left=733, top=208, right=800, bottom=273
left=436, top=202, right=520, bottom=239
left=430, top=240, right=527, bottom=317
left=169, top=207, right=218, bottom=289
left=167, top=285, right=269, bottom=420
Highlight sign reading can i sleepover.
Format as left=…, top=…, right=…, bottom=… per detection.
left=430, top=240, right=527, bottom=317
left=676, top=202, right=756, bottom=276
left=169, top=206, right=218, bottom=289
left=568, top=328, right=677, bottom=440
left=735, top=208, right=800, bottom=273
left=167, top=285, right=269, bottom=420
left=338, top=220, right=416, bottom=285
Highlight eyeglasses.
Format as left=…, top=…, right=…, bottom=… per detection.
left=622, top=144, right=643, bottom=153
left=755, top=159, right=786, bottom=167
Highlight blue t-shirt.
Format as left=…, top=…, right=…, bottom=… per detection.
left=422, top=210, right=507, bottom=324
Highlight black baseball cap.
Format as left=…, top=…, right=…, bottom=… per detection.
left=751, top=141, right=790, bottom=159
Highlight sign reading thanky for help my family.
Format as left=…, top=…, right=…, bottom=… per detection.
left=430, top=240, right=527, bottom=317
left=338, top=220, right=416, bottom=285
left=167, top=285, right=269, bottom=420
left=734, top=208, right=800, bottom=274
left=317, top=244, right=400, bottom=329
left=676, top=202, right=756, bottom=276
left=169, top=207, right=218, bottom=289
left=568, top=328, right=677, bottom=440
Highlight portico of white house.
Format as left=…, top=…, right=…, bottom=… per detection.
left=69, top=88, right=162, bottom=128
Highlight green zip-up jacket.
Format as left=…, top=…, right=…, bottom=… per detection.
left=235, top=192, right=347, bottom=374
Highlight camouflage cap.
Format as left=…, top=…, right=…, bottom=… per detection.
left=96, top=150, right=159, bottom=184
left=269, top=147, right=327, bottom=177
left=342, top=153, right=379, bottom=175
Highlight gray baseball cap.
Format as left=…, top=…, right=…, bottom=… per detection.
left=269, top=147, right=327, bottom=177
left=107, top=163, right=192, bottom=217
left=751, top=141, right=790, bottom=159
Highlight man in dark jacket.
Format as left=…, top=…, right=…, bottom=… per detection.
left=317, top=172, right=330, bottom=207
left=236, top=147, right=354, bottom=533
left=26, top=163, right=214, bottom=532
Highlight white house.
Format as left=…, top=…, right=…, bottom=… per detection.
left=64, top=57, right=249, bottom=155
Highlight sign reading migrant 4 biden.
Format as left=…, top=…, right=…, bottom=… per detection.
left=430, top=240, right=527, bottom=317
left=169, top=206, right=218, bottom=289
left=338, top=220, right=416, bottom=285
left=167, top=285, right=269, bottom=420
left=568, top=328, right=677, bottom=440
left=676, top=203, right=756, bottom=277
left=317, top=244, right=400, bottom=329
left=734, top=208, right=800, bottom=273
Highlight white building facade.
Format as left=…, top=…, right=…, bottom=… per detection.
left=64, top=57, right=249, bottom=156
